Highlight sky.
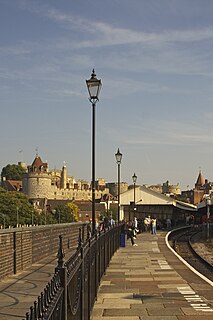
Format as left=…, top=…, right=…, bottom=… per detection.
left=1, top=0, right=213, bottom=190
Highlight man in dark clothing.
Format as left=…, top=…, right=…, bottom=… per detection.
left=126, top=223, right=138, bottom=246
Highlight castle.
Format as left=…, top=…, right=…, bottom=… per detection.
left=22, top=155, right=110, bottom=208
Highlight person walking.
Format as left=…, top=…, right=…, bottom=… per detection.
left=166, top=217, right=172, bottom=230
left=132, top=217, right=138, bottom=239
left=126, top=223, right=138, bottom=246
left=151, top=217, right=157, bottom=235
left=144, top=216, right=151, bottom=232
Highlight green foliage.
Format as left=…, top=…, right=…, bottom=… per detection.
left=99, top=208, right=117, bottom=222
left=1, top=164, right=26, bottom=181
left=38, top=211, right=57, bottom=225
left=54, top=202, right=79, bottom=223
left=0, top=188, right=37, bottom=227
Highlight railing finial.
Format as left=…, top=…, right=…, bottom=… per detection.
left=56, top=235, right=64, bottom=269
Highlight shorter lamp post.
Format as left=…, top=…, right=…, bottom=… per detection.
left=16, top=207, right=19, bottom=227
left=115, top=148, right=122, bottom=223
left=132, top=173, right=137, bottom=211
left=206, top=197, right=211, bottom=239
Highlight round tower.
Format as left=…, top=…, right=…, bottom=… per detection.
left=22, top=155, right=53, bottom=199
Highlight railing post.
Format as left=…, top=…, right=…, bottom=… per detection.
left=95, top=232, right=98, bottom=299
left=77, top=227, right=86, bottom=320
left=55, top=235, right=67, bottom=320
left=81, top=241, right=85, bottom=320
left=13, top=232, right=17, bottom=274
left=88, top=237, right=91, bottom=320
left=103, top=228, right=106, bottom=273
left=78, top=227, right=82, bottom=248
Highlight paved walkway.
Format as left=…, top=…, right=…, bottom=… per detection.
left=91, top=231, right=213, bottom=320
left=0, top=247, right=74, bottom=320
left=0, top=231, right=212, bottom=320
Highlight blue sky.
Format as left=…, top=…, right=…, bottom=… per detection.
left=1, top=0, right=213, bottom=189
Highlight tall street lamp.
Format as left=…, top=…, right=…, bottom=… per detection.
left=86, top=69, right=102, bottom=235
left=132, top=173, right=137, bottom=211
left=115, top=148, right=122, bottom=222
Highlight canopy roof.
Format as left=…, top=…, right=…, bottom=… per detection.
left=120, top=186, right=197, bottom=212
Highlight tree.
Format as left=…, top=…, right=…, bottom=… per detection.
left=99, top=207, right=117, bottom=223
left=54, top=203, right=79, bottom=224
left=38, top=210, right=57, bottom=225
left=1, top=164, right=26, bottom=181
left=0, top=188, right=38, bottom=227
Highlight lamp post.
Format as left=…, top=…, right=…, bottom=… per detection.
left=16, top=207, right=19, bottom=227
left=115, top=148, right=122, bottom=222
left=132, top=173, right=137, bottom=211
left=206, top=197, right=211, bottom=239
left=86, top=69, right=102, bottom=235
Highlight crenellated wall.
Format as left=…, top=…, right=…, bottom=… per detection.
left=0, top=222, right=84, bottom=280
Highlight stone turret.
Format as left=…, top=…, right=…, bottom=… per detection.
left=195, top=169, right=205, bottom=189
left=60, top=162, right=67, bottom=189
left=22, top=155, right=52, bottom=199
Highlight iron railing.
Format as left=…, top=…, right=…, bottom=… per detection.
left=23, top=223, right=123, bottom=320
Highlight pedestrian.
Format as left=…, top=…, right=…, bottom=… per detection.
left=144, top=216, right=151, bottom=232
left=109, top=217, right=115, bottom=226
left=95, top=218, right=99, bottom=230
left=126, top=223, right=138, bottom=246
left=151, top=217, right=157, bottom=235
left=166, top=218, right=172, bottom=230
left=132, top=217, right=138, bottom=238
left=87, top=219, right=92, bottom=237
left=133, top=217, right=138, bottom=229
left=138, top=219, right=143, bottom=233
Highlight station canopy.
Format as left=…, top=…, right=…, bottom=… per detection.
left=120, top=185, right=197, bottom=212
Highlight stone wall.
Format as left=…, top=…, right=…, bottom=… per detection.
left=0, top=222, right=84, bottom=280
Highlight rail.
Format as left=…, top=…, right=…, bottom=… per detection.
left=23, top=223, right=123, bottom=320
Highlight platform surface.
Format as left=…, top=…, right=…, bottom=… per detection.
left=91, top=231, right=213, bottom=320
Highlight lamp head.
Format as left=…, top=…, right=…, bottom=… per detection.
left=86, top=69, right=102, bottom=103
left=132, top=173, right=137, bottom=184
left=115, top=148, right=122, bottom=164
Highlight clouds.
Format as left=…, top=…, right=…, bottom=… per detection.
left=2, top=1, right=213, bottom=80
left=108, top=117, right=213, bottom=148
left=1, top=0, right=213, bottom=188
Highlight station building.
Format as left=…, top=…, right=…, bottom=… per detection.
left=120, top=185, right=197, bottom=226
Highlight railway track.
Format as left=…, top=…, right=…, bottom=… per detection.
left=169, top=226, right=213, bottom=282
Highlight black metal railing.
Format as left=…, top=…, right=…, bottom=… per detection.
left=23, top=223, right=123, bottom=320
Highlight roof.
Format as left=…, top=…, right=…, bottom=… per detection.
left=2, top=180, right=22, bottom=191
left=195, top=170, right=205, bottom=187
left=28, top=155, right=48, bottom=173
left=31, top=156, right=43, bottom=168
left=121, top=185, right=172, bottom=205
left=174, top=200, right=197, bottom=211
left=120, top=185, right=197, bottom=211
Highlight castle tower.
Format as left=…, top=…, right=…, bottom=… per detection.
left=195, top=169, right=205, bottom=190
left=60, top=162, right=67, bottom=189
left=22, top=155, right=52, bottom=199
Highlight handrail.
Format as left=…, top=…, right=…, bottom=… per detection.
left=23, top=223, right=123, bottom=320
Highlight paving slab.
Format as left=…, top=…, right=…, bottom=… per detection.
left=0, top=248, right=75, bottom=319
left=91, top=231, right=213, bottom=319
